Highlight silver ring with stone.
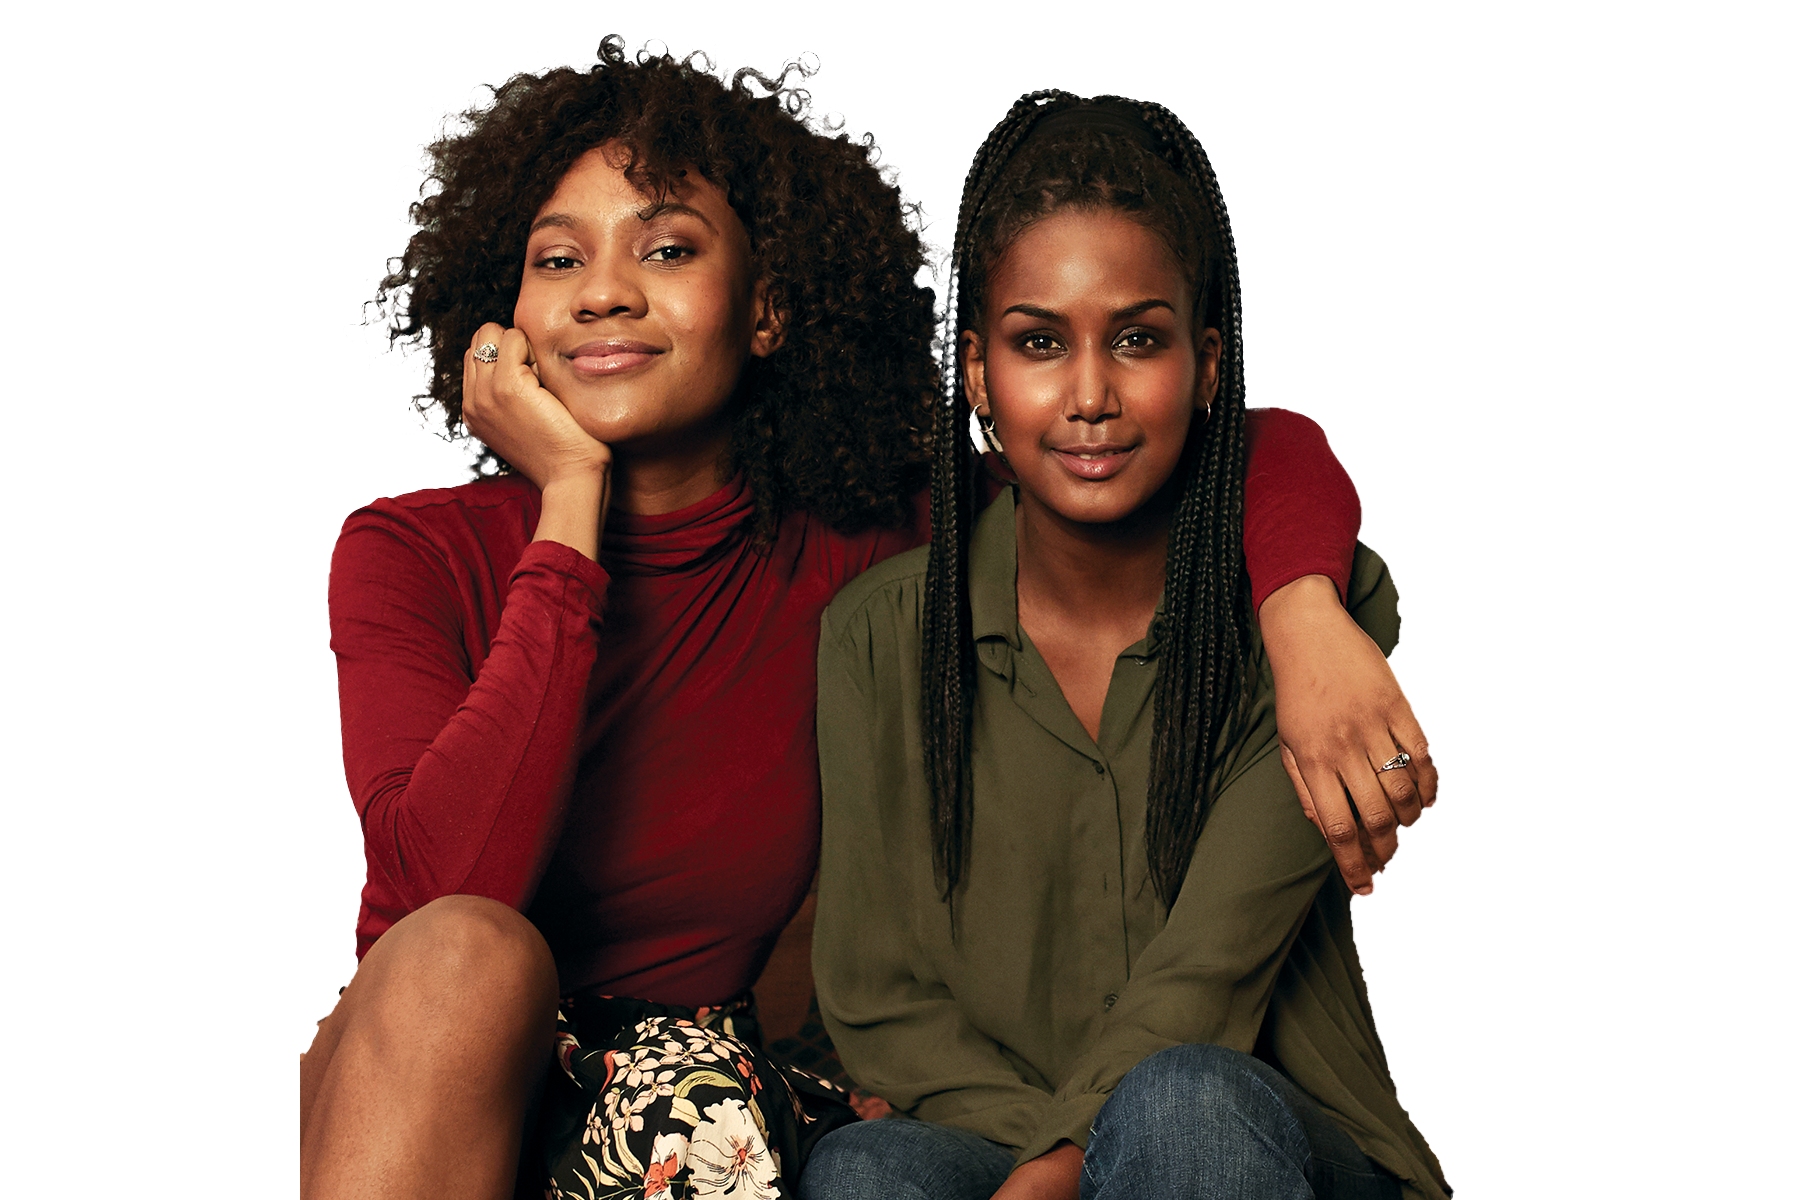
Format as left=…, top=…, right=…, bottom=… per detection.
left=1376, top=752, right=1412, bottom=773
left=474, top=342, right=500, bottom=363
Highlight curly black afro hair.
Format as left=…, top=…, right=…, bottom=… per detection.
left=377, top=36, right=936, bottom=540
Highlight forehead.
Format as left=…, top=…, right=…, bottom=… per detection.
left=988, top=208, right=1189, bottom=313
left=535, top=143, right=742, bottom=233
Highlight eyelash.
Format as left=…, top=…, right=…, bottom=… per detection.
left=1016, top=328, right=1160, bottom=354
left=530, top=243, right=694, bottom=272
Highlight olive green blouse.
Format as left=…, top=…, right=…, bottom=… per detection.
left=813, top=491, right=1450, bottom=1200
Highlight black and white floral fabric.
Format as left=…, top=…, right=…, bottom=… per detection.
left=539, top=994, right=856, bottom=1200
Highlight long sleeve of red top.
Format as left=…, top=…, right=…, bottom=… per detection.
left=329, top=484, right=610, bottom=950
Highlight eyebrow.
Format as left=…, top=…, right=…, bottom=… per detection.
left=1001, top=298, right=1176, bottom=322
left=527, top=201, right=720, bottom=237
left=632, top=199, right=719, bottom=232
left=528, top=212, right=583, bottom=236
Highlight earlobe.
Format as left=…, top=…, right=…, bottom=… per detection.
left=749, top=281, right=785, bottom=358
left=1195, top=326, right=1223, bottom=412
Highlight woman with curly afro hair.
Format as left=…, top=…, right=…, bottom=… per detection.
left=299, top=37, right=1426, bottom=1200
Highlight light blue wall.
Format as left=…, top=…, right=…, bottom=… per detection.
left=302, top=29, right=1454, bottom=323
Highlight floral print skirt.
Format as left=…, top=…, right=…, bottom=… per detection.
left=535, top=992, right=858, bottom=1200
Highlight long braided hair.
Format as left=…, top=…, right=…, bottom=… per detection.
left=923, top=91, right=1255, bottom=908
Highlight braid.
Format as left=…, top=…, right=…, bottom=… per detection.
left=924, top=91, right=1070, bottom=900
left=1134, top=101, right=1254, bottom=904
left=930, top=92, right=1257, bottom=908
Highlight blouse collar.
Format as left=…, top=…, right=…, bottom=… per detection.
left=967, top=489, right=1168, bottom=664
left=969, top=489, right=1024, bottom=651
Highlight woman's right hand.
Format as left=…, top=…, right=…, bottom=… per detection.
left=463, top=323, right=612, bottom=559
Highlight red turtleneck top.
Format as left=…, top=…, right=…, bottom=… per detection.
left=328, top=408, right=1359, bottom=1006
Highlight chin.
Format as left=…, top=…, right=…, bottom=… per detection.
left=1037, top=483, right=1172, bottom=529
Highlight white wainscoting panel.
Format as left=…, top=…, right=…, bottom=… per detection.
left=298, top=325, right=1447, bottom=575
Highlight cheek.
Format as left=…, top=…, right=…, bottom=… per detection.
left=984, top=359, right=1055, bottom=423
left=512, top=280, right=550, bottom=336
left=1147, top=358, right=1200, bottom=422
left=666, top=278, right=749, bottom=354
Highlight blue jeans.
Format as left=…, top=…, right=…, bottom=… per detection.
left=799, top=1044, right=1399, bottom=1200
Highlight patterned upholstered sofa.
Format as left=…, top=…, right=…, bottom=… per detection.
left=298, top=539, right=1447, bottom=1187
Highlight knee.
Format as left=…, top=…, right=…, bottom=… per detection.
left=355, top=895, right=557, bottom=1036
left=801, top=1121, right=914, bottom=1195
left=803, top=1119, right=1015, bottom=1200
left=1100, top=1044, right=1301, bottom=1153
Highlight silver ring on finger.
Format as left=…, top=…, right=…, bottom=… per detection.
left=1376, top=751, right=1411, bottom=773
left=474, top=342, right=500, bottom=364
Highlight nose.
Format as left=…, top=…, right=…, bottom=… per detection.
left=1066, top=342, right=1122, bottom=423
left=571, top=249, right=647, bottom=321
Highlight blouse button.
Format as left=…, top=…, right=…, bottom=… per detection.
left=1103, top=993, right=1118, bottom=1010
left=1093, top=762, right=1105, bottom=775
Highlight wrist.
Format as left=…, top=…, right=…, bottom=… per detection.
left=1257, top=574, right=1346, bottom=665
left=533, top=472, right=608, bottom=560
left=1258, top=572, right=1339, bottom=625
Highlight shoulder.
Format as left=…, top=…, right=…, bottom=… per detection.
left=783, top=486, right=931, bottom=594
left=337, top=476, right=536, bottom=556
left=820, top=541, right=931, bottom=647
left=346, top=474, right=538, bottom=533
left=331, top=475, right=539, bottom=602
left=1243, top=406, right=1327, bottom=440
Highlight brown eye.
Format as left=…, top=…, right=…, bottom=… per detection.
left=645, top=244, right=694, bottom=263
left=536, top=255, right=579, bottom=271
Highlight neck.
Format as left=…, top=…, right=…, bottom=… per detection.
left=1012, top=487, right=1172, bottom=632
left=608, top=430, right=735, bottom=517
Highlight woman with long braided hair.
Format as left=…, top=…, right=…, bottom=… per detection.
left=807, top=93, right=1450, bottom=1200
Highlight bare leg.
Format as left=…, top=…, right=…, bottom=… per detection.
left=300, top=895, right=559, bottom=1200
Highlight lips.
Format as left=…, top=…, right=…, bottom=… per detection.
left=1050, top=442, right=1136, bottom=480
left=566, top=339, right=663, bottom=375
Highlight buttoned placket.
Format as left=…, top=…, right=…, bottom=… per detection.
left=964, top=491, right=1179, bottom=1026
left=977, top=615, right=1168, bottom=1023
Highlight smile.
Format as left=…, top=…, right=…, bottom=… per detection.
left=1052, top=445, right=1135, bottom=480
left=567, top=340, right=664, bottom=376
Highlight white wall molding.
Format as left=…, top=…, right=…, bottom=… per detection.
left=298, top=325, right=1447, bottom=575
